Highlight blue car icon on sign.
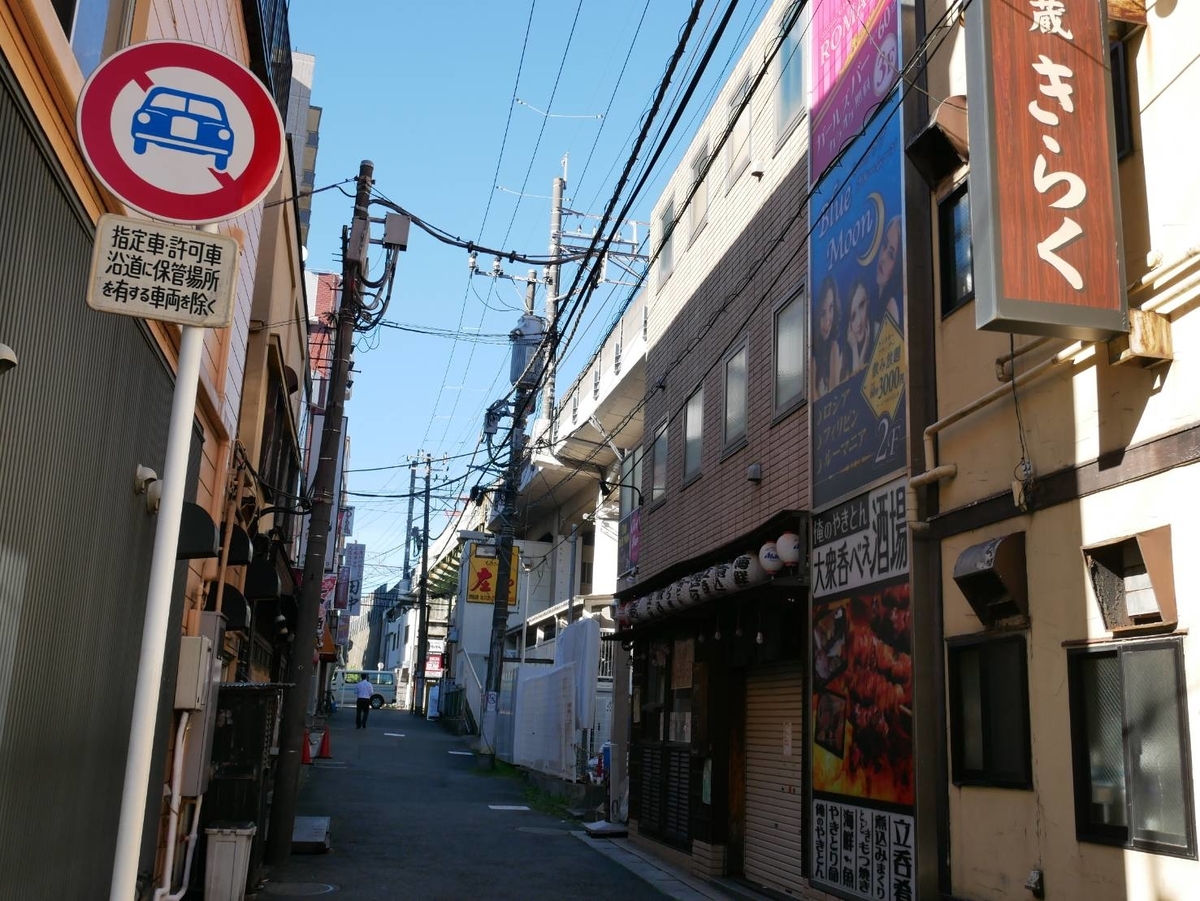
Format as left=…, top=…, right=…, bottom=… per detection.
left=131, top=87, right=234, bottom=171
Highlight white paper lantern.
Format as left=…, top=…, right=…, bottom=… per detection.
left=664, top=582, right=683, bottom=612
left=672, top=581, right=685, bottom=610
left=686, top=573, right=705, bottom=605
left=700, top=566, right=719, bottom=597
left=777, top=531, right=802, bottom=566
left=759, top=541, right=783, bottom=574
left=652, top=589, right=668, bottom=616
left=711, top=562, right=732, bottom=593
left=732, top=553, right=766, bottom=588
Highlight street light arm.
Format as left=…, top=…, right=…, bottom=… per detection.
left=597, top=471, right=643, bottom=507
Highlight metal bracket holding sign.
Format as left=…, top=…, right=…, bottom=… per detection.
left=87, top=213, right=239, bottom=327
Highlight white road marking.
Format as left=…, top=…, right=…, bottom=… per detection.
left=488, top=805, right=530, bottom=811
left=384, top=733, right=405, bottom=737
left=448, top=750, right=474, bottom=756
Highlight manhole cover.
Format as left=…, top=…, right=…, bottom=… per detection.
left=516, top=826, right=570, bottom=835
left=261, top=883, right=338, bottom=896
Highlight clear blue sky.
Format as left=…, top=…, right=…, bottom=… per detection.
left=288, top=1, right=767, bottom=586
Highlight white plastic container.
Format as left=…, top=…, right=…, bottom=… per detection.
left=204, top=822, right=256, bottom=901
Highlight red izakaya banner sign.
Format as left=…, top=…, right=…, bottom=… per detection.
left=966, top=0, right=1126, bottom=339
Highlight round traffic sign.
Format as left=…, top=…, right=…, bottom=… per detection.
left=77, top=40, right=285, bottom=225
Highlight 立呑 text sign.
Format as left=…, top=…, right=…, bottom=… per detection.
left=966, top=0, right=1126, bottom=339
left=86, top=214, right=238, bottom=326
left=77, top=40, right=284, bottom=225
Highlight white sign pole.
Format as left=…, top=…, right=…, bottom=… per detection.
left=110, top=231, right=214, bottom=901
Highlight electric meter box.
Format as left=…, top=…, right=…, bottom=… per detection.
left=175, top=635, right=214, bottom=711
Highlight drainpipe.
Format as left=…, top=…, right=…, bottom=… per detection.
left=995, top=337, right=1052, bottom=381
left=567, top=524, right=579, bottom=624
left=152, top=712, right=191, bottom=901
left=162, top=795, right=204, bottom=901
left=1140, top=267, right=1200, bottom=316
left=907, top=341, right=1088, bottom=531
left=1128, top=244, right=1200, bottom=295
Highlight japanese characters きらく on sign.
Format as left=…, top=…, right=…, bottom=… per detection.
left=966, top=0, right=1127, bottom=340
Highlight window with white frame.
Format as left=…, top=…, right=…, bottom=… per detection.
left=774, top=291, right=805, bottom=414
left=690, top=142, right=710, bottom=240
left=724, top=343, right=748, bottom=448
left=726, top=73, right=752, bottom=187
left=657, top=199, right=676, bottom=287
left=776, top=1, right=806, bottom=141
left=684, top=387, right=704, bottom=482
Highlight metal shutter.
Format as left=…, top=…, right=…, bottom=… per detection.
left=744, top=662, right=806, bottom=896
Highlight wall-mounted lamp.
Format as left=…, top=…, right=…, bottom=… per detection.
left=134, top=464, right=161, bottom=513
left=598, top=470, right=644, bottom=507
left=0, top=343, right=16, bottom=375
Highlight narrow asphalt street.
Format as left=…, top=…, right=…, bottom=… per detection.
left=256, top=708, right=676, bottom=901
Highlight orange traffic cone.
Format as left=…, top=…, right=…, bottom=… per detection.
left=301, top=727, right=313, bottom=765
left=317, top=727, right=332, bottom=759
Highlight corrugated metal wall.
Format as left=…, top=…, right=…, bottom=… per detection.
left=0, top=57, right=198, bottom=898
left=744, top=662, right=806, bottom=897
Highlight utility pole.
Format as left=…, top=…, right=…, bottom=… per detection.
left=267, top=160, right=374, bottom=864
left=413, top=453, right=432, bottom=716
left=541, top=169, right=565, bottom=427
left=401, top=460, right=417, bottom=588
left=481, top=278, right=542, bottom=766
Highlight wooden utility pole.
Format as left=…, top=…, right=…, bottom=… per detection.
left=266, top=160, right=373, bottom=863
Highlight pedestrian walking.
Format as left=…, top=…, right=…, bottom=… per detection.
left=355, top=676, right=374, bottom=729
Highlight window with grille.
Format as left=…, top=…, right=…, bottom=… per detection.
left=1068, top=638, right=1196, bottom=858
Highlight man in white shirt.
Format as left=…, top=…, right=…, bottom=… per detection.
left=355, top=676, right=374, bottom=729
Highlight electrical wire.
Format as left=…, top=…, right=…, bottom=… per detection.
left=516, top=0, right=972, bottom=511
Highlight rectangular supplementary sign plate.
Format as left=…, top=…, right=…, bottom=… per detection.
left=86, top=213, right=239, bottom=328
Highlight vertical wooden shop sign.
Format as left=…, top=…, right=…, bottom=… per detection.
left=966, top=0, right=1127, bottom=339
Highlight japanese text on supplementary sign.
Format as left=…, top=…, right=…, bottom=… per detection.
left=102, top=224, right=228, bottom=317
left=86, top=214, right=238, bottom=327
